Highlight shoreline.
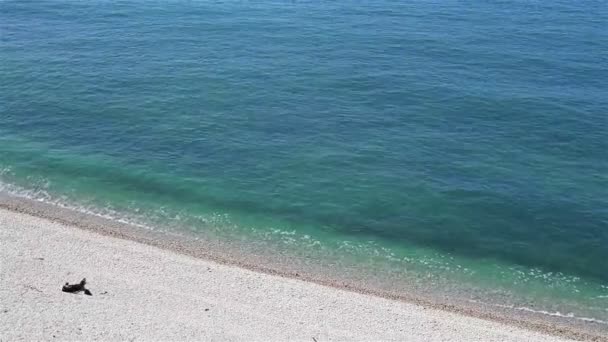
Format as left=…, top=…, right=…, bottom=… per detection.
left=0, top=193, right=606, bottom=341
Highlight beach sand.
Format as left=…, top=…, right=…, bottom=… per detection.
left=0, top=207, right=576, bottom=341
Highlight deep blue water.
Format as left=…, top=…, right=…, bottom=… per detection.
left=1, top=0, right=607, bottom=322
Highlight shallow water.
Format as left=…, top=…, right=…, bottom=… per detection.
left=1, top=0, right=607, bottom=325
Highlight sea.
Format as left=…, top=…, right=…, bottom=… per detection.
left=1, top=0, right=607, bottom=332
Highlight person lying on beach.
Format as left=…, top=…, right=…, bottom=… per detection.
left=62, top=278, right=92, bottom=296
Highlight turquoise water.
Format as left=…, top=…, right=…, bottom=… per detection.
left=1, top=0, right=607, bottom=324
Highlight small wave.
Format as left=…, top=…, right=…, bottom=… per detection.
left=3, top=176, right=607, bottom=329
left=0, top=178, right=156, bottom=232
left=468, top=299, right=608, bottom=325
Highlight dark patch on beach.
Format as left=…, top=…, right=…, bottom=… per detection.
left=62, top=278, right=92, bottom=296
